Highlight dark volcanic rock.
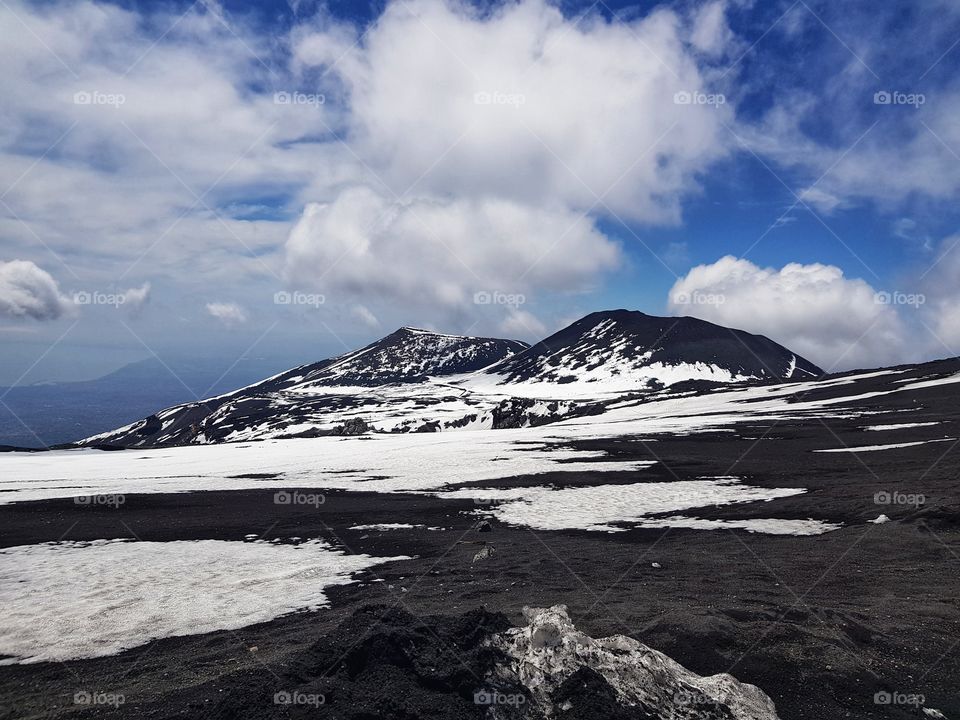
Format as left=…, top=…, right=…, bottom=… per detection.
left=491, top=397, right=607, bottom=429
left=205, top=605, right=520, bottom=720
left=334, top=417, right=371, bottom=436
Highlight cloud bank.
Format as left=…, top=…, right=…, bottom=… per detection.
left=2, top=0, right=960, bottom=372
left=0, top=261, right=74, bottom=321
left=668, top=257, right=907, bottom=369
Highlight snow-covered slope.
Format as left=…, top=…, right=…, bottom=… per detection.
left=77, top=312, right=823, bottom=448
left=462, top=309, right=822, bottom=397
left=289, top=326, right=529, bottom=387
left=80, top=328, right=527, bottom=447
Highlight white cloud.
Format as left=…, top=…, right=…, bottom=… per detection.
left=283, top=186, right=621, bottom=322
left=742, top=65, right=960, bottom=215
left=0, top=261, right=74, bottom=321
left=351, top=304, right=379, bottom=328
left=690, top=1, right=734, bottom=57
left=5, top=0, right=956, bottom=372
left=206, top=302, right=248, bottom=325
left=280, top=0, right=743, bottom=330
left=0, top=0, right=324, bottom=288
left=797, top=187, right=845, bottom=214
left=667, top=256, right=908, bottom=369
left=121, top=283, right=151, bottom=314
left=0, top=0, right=740, bottom=343
left=298, top=0, right=733, bottom=220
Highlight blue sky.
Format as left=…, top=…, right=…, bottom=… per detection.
left=1, top=0, right=960, bottom=385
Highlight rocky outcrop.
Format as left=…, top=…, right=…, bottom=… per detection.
left=488, top=605, right=780, bottom=719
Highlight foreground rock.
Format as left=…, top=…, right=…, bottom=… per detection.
left=489, top=605, right=779, bottom=719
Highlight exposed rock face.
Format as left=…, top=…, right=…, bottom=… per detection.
left=334, top=417, right=371, bottom=435
left=489, top=605, right=780, bottom=719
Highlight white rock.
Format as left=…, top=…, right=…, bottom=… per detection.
left=490, top=604, right=779, bottom=719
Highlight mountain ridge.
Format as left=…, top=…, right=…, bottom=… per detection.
left=77, top=311, right=823, bottom=448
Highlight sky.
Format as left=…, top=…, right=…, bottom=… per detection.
left=1, top=0, right=960, bottom=385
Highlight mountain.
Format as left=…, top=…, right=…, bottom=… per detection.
left=461, top=310, right=822, bottom=396
left=78, top=328, right=528, bottom=447
left=266, top=327, right=529, bottom=388
left=76, top=312, right=822, bottom=449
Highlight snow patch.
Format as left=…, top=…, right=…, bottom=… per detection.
left=634, top=516, right=840, bottom=535
left=0, top=539, right=407, bottom=664
left=348, top=523, right=443, bottom=531
left=863, top=422, right=940, bottom=431
left=814, top=438, right=956, bottom=453
left=437, top=478, right=823, bottom=534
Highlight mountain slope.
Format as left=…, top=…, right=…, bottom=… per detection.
left=77, top=312, right=823, bottom=448
left=78, top=328, right=527, bottom=447
left=462, top=310, right=822, bottom=396
left=287, top=327, right=529, bottom=388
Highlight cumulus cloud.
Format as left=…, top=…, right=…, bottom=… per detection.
left=279, top=0, right=741, bottom=329
left=667, top=256, right=908, bottom=369
left=294, top=0, right=733, bottom=222
left=206, top=302, right=248, bottom=325
left=283, top=186, right=621, bottom=322
left=0, top=260, right=74, bottom=321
